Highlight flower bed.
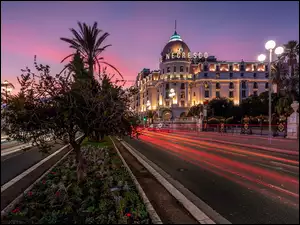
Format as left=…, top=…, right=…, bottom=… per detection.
left=2, top=138, right=151, bottom=224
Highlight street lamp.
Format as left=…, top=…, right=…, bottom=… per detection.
left=257, top=40, right=284, bottom=142
left=169, top=88, right=176, bottom=122
left=146, top=100, right=151, bottom=126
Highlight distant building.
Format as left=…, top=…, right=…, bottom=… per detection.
left=132, top=30, right=269, bottom=120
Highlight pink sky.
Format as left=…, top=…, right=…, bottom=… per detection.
left=1, top=1, right=299, bottom=94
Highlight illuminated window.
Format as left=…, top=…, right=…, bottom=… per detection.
left=181, top=92, right=185, bottom=98
left=204, top=82, right=209, bottom=89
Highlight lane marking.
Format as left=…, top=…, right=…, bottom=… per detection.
left=1, top=136, right=83, bottom=193
left=110, top=137, right=162, bottom=224
left=121, top=140, right=218, bottom=224
left=1, top=144, right=33, bottom=157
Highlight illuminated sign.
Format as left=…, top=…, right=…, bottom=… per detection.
left=165, top=51, right=208, bottom=60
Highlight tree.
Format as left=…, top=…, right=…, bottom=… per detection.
left=4, top=54, right=132, bottom=182
left=207, top=98, right=234, bottom=118
left=187, top=104, right=203, bottom=117
left=60, top=21, right=122, bottom=79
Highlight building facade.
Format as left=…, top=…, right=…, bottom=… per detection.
left=132, top=30, right=270, bottom=120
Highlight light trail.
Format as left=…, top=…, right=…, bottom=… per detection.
left=137, top=132, right=299, bottom=208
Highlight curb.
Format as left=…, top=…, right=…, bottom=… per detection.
left=1, top=135, right=83, bottom=218
left=120, top=139, right=218, bottom=224
left=1, top=144, right=33, bottom=157
left=1, top=149, right=72, bottom=218
left=110, top=137, right=163, bottom=224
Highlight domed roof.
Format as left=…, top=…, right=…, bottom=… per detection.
left=161, top=31, right=190, bottom=62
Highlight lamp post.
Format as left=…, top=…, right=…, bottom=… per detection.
left=257, top=41, right=284, bottom=142
left=169, top=88, right=176, bottom=124
left=146, top=100, right=151, bottom=126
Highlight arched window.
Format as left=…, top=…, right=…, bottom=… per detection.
left=180, top=66, right=184, bottom=72
left=216, top=82, right=221, bottom=89
left=229, top=82, right=234, bottom=89
left=241, top=81, right=246, bottom=89
left=253, top=82, right=258, bottom=89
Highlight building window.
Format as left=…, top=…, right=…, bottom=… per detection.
left=241, top=73, right=244, bottom=77
left=229, top=65, right=233, bottom=71
left=193, top=101, right=196, bottom=105
left=253, top=82, right=258, bottom=89
left=180, top=74, right=184, bottom=79
left=265, top=65, right=268, bottom=71
left=205, top=90, right=209, bottom=98
left=181, top=83, right=185, bottom=89
left=166, top=101, right=169, bottom=106
left=163, top=69, right=164, bottom=74
left=193, top=92, right=196, bottom=96
left=180, top=66, right=184, bottom=72
left=253, top=91, right=258, bottom=96
left=253, top=73, right=257, bottom=78
left=216, top=82, right=220, bottom=89
left=165, top=92, right=169, bottom=99
left=147, top=91, right=148, bottom=95
left=186, top=67, right=189, bottom=72
left=204, top=65, right=208, bottom=71
left=216, top=91, right=220, bottom=98
left=204, top=82, right=209, bottom=89
left=216, top=73, right=220, bottom=79
left=230, top=72, right=233, bottom=78
left=240, top=65, right=245, bottom=71
left=174, top=66, right=176, bottom=72
left=167, top=67, right=170, bottom=73
left=167, top=75, right=170, bottom=79
left=229, top=91, right=234, bottom=98
left=265, top=83, right=269, bottom=89
left=241, top=81, right=246, bottom=89
left=181, top=101, right=185, bottom=107
left=229, top=82, right=234, bottom=89
left=253, top=65, right=257, bottom=71
left=265, top=73, right=269, bottom=78
left=242, top=90, right=246, bottom=98
left=180, top=92, right=185, bottom=98
left=204, top=73, right=208, bottom=77
left=216, top=65, right=220, bottom=71
left=166, top=83, right=169, bottom=89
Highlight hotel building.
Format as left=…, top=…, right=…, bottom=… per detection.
left=132, top=30, right=269, bottom=120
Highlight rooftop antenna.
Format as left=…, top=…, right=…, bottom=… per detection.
left=175, top=20, right=177, bottom=32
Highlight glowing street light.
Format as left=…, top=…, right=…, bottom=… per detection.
left=257, top=40, right=284, bottom=142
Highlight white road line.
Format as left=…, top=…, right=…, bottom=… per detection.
left=1, top=135, right=83, bottom=193
left=1, top=144, right=33, bottom=157
left=110, top=137, right=162, bottom=224
left=121, top=140, right=217, bottom=224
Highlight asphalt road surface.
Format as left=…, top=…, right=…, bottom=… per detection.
left=124, top=130, right=299, bottom=224
left=1, top=143, right=64, bottom=186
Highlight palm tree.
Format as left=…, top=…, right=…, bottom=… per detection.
left=60, top=22, right=122, bottom=79
left=271, top=60, right=287, bottom=96
left=282, top=40, right=299, bottom=75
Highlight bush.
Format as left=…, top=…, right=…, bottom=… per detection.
left=2, top=142, right=151, bottom=224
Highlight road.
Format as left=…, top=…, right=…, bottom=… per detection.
left=1, top=143, right=64, bottom=186
left=124, top=130, right=299, bottom=224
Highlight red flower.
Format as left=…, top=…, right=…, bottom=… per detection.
left=12, top=207, right=20, bottom=213
left=126, top=213, right=132, bottom=217
left=55, top=191, right=60, bottom=197
left=28, top=191, right=32, bottom=196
